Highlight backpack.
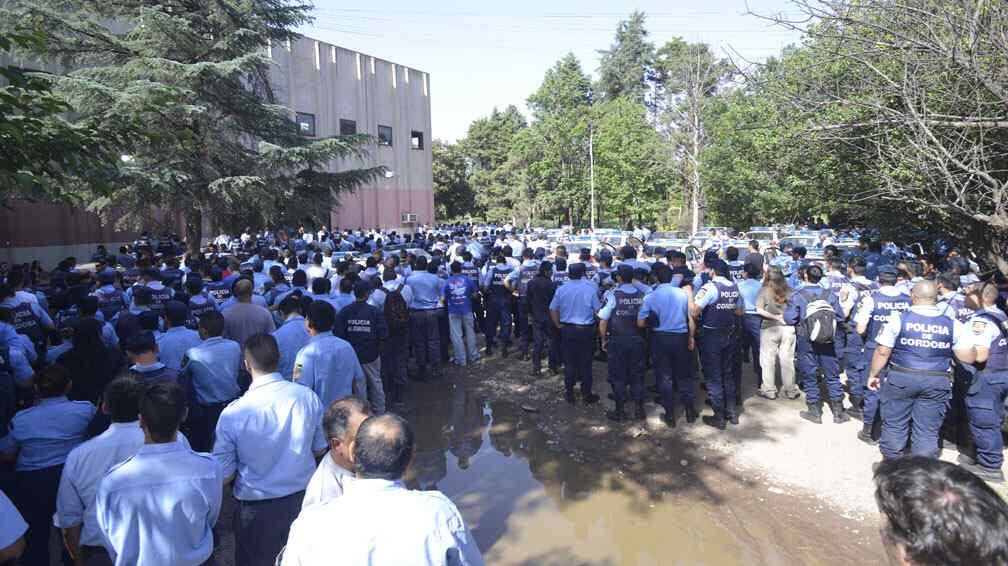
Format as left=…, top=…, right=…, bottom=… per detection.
left=384, top=284, right=410, bottom=330
left=801, top=288, right=837, bottom=345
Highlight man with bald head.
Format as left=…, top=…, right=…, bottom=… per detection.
left=223, top=277, right=275, bottom=346
left=867, top=279, right=976, bottom=461
left=282, top=413, right=483, bottom=565
left=301, top=397, right=371, bottom=509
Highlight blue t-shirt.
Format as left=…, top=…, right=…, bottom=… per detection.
left=442, top=275, right=477, bottom=315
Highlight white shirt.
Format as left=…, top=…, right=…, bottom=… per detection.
left=55, top=422, right=191, bottom=547
left=281, top=479, right=482, bottom=566
left=301, top=454, right=353, bottom=510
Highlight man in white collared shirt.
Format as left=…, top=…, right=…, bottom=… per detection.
left=213, top=333, right=327, bottom=566
left=300, top=397, right=370, bottom=510
left=55, top=376, right=191, bottom=564
left=282, top=414, right=482, bottom=566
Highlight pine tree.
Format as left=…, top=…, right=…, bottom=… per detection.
left=596, top=11, right=655, bottom=106
left=1, top=1, right=381, bottom=250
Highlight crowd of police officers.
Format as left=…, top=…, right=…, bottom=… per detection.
left=0, top=224, right=1007, bottom=559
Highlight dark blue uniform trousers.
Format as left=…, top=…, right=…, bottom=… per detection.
left=700, top=328, right=736, bottom=412
left=484, top=298, right=512, bottom=349
left=561, top=324, right=595, bottom=395
left=14, top=464, right=63, bottom=566
left=880, top=369, right=951, bottom=459
left=842, top=329, right=866, bottom=398
left=741, top=313, right=762, bottom=377
left=795, top=338, right=843, bottom=405
left=652, top=332, right=693, bottom=409
left=531, top=319, right=559, bottom=373
left=965, top=369, right=1008, bottom=469
left=608, top=335, right=645, bottom=403
left=862, top=345, right=882, bottom=424
left=410, top=308, right=441, bottom=370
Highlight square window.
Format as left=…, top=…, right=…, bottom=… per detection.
left=377, top=125, right=393, bottom=146
left=410, top=130, right=424, bottom=150
left=296, top=112, right=316, bottom=137
left=339, top=119, right=357, bottom=136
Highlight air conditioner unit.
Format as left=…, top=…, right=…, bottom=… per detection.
left=401, top=212, right=418, bottom=223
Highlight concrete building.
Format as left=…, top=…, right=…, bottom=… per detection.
left=268, top=36, right=434, bottom=230
left=0, top=36, right=433, bottom=267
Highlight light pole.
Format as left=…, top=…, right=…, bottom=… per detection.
left=588, top=121, right=596, bottom=232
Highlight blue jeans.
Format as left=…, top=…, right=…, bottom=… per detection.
left=880, top=369, right=951, bottom=459
left=966, top=370, right=1008, bottom=469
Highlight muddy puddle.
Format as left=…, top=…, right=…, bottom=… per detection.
left=402, top=378, right=885, bottom=566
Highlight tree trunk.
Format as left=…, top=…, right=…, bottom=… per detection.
left=186, top=206, right=203, bottom=255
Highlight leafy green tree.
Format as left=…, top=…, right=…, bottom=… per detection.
left=0, top=31, right=121, bottom=201
left=1, top=0, right=381, bottom=251
left=653, top=39, right=733, bottom=233
left=432, top=140, right=473, bottom=221
left=458, top=105, right=527, bottom=221
left=596, top=11, right=654, bottom=107
left=591, top=97, right=673, bottom=227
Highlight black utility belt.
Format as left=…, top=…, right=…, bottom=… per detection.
left=563, top=323, right=595, bottom=327
left=888, top=364, right=952, bottom=378
left=608, top=333, right=645, bottom=339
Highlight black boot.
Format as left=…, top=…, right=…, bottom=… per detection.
left=564, top=388, right=575, bottom=405
left=662, top=405, right=676, bottom=427
left=702, top=408, right=726, bottom=430
left=606, top=402, right=626, bottom=422
left=502, top=344, right=509, bottom=358
left=857, top=423, right=877, bottom=445
left=485, top=344, right=493, bottom=356
left=634, top=400, right=646, bottom=421
left=846, top=396, right=864, bottom=419
left=530, top=365, right=541, bottom=378
left=800, top=402, right=823, bottom=424
left=520, top=349, right=529, bottom=361
left=726, top=408, right=740, bottom=425
left=684, top=404, right=699, bottom=424
left=829, top=400, right=850, bottom=423
left=583, top=392, right=601, bottom=405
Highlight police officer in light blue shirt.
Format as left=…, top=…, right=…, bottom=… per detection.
left=156, top=301, right=202, bottom=371
left=294, top=301, right=364, bottom=408
left=2, top=365, right=95, bottom=566
left=96, top=382, right=222, bottom=566
left=405, top=257, right=444, bottom=379
left=55, top=376, right=192, bottom=564
left=737, top=263, right=764, bottom=386
left=271, top=294, right=311, bottom=381
left=214, top=333, right=327, bottom=566
left=639, top=262, right=695, bottom=426
left=181, top=310, right=242, bottom=452
left=550, top=263, right=601, bottom=405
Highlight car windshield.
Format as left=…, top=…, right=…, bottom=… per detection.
left=651, top=231, right=688, bottom=240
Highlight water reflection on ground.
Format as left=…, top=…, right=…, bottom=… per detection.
left=402, top=379, right=881, bottom=566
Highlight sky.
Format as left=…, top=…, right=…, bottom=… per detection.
left=299, top=1, right=805, bottom=142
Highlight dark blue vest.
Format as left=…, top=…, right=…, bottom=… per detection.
left=940, top=293, right=975, bottom=324
left=977, top=309, right=1008, bottom=372
left=488, top=267, right=512, bottom=301
left=517, top=265, right=537, bottom=297
left=890, top=311, right=954, bottom=372
left=187, top=297, right=217, bottom=330
left=610, top=288, right=644, bottom=337
left=866, top=291, right=911, bottom=346
left=95, top=288, right=125, bottom=321
left=205, top=281, right=232, bottom=303
left=701, top=281, right=739, bottom=329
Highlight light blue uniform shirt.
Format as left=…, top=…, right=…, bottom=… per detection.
left=272, top=315, right=311, bottom=380
left=55, top=422, right=191, bottom=548
left=406, top=272, right=444, bottom=310
left=293, top=332, right=364, bottom=408
left=328, top=293, right=356, bottom=313
left=0, top=491, right=26, bottom=553
left=548, top=279, right=601, bottom=325
left=1, top=343, right=33, bottom=384
left=96, top=442, right=221, bottom=566
left=213, top=373, right=327, bottom=500
left=157, top=326, right=202, bottom=371
left=182, top=336, right=242, bottom=405
left=9, top=396, right=95, bottom=471
left=281, top=479, right=483, bottom=566
left=221, top=293, right=268, bottom=311
left=738, top=278, right=762, bottom=314
left=638, top=283, right=690, bottom=333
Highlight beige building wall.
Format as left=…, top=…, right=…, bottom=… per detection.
left=267, top=37, right=434, bottom=231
